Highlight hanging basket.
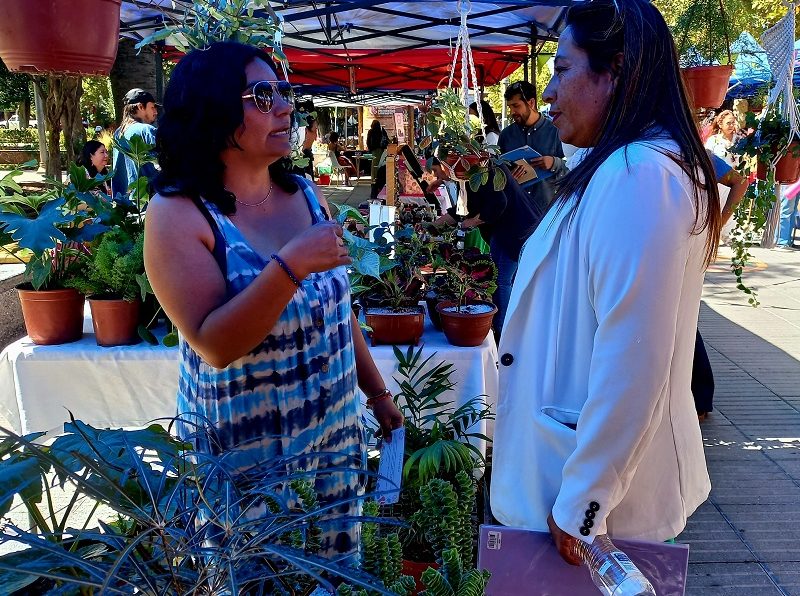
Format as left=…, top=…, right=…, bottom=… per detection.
left=681, top=65, right=734, bottom=109
left=756, top=141, right=800, bottom=184
left=0, top=0, right=122, bottom=76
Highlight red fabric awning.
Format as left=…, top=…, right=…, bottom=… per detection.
left=283, top=45, right=529, bottom=91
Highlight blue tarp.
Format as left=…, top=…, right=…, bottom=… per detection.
left=726, top=32, right=800, bottom=99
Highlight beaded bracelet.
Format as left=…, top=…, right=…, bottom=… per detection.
left=366, top=388, right=392, bottom=410
left=270, top=253, right=301, bottom=287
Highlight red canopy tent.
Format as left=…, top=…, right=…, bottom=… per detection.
left=284, top=44, right=530, bottom=91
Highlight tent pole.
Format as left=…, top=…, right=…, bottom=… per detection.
left=33, top=78, right=47, bottom=172
left=530, top=27, right=537, bottom=97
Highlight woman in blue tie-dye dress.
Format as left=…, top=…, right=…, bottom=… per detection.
left=143, top=42, right=403, bottom=559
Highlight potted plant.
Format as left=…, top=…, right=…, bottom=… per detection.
left=433, top=243, right=498, bottom=347
left=0, top=0, right=121, bottom=76
left=367, top=346, right=494, bottom=584
left=671, top=0, right=737, bottom=109
left=0, top=163, right=108, bottom=344
left=358, top=224, right=432, bottom=346
left=0, top=419, right=396, bottom=595
left=426, top=88, right=507, bottom=192
left=734, top=108, right=800, bottom=184
left=65, top=229, right=147, bottom=346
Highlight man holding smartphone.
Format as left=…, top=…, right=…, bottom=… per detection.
left=499, top=81, right=566, bottom=214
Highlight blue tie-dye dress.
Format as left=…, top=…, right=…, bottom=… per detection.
left=176, top=177, right=365, bottom=557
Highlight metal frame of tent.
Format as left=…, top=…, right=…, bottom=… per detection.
left=119, top=0, right=579, bottom=94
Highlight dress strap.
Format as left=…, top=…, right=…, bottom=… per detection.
left=293, top=175, right=329, bottom=223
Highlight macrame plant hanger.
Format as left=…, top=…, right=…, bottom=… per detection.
left=446, top=0, right=484, bottom=216
left=757, top=1, right=799, bottom=247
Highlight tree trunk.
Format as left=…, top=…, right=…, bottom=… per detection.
left=18, top=82, right=30, bottom=127
left=60, top=76, right=84, bottom=166
left=110, top=39, right=158, bottom=124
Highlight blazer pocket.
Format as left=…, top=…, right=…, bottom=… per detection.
left=540, top=406, right=580, bottom=431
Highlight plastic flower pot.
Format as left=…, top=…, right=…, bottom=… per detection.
left=756, top=142, right=800, bottom=184
left=89, top=297, right=142, bottom=347
left=680, top=65, right=734, bottom=110
left=0, top=0, right=122, bottom=76
left=17, top=286, right=84, bottom=345
left=436, top=300, right=497, bottom=347
left=364, top=305, right=425, bottom=346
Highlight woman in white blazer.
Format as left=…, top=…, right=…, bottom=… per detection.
left=490, top=0, right=723, bottom=564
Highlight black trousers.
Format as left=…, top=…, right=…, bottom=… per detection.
left=692, top=329, right=714, bottom=414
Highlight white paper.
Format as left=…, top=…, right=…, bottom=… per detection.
left=376, top=427, right=405, bottom=505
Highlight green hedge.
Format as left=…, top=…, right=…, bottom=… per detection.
left=0, top=128, right=39, bottom=147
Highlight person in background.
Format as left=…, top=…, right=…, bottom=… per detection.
left=469, top=100, right=501, bottom=146
left=79, top=139, right=111, bottom=196
left=300, top=115, right=318, bottom=180
left=327, top=131, right=357, bottom=183
left=491, top=0, right=721, bottom=561
left=111, top=88, right=159, bottom=198
left=704, top=109, right=741, bottom=167
left=429, top=160, right=544, bottom=334
left=366, top=119, right=389, bottom=153
left=144, top=41, right=402, bottom=561
left=498, top=80, right=567, bottom=215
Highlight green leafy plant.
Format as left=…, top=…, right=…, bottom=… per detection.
left=430, top=242, right=497, bottom=311
left=65, top=229, right=146, bottom=302
left=0, top=162, right=108, bottom=290
left=135, top=0, right=286, bottom=66
left=426, top=89, right=506, bottom=192
left=413, top=472, right=491, bottom=594
left=729, top=108, right=800, bottom=305
left=358, top=225, right=433, bottom=310
left=336, top=501, right=416, bottom=596
left=671, top=0, right=738, bottom=67
left=0, top=419, right=394, bottom=595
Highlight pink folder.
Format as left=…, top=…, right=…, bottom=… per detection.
left=478, top=525, right=689, bottom=595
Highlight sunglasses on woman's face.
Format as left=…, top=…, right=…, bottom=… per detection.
left=241, top=80, right=294, bottom=114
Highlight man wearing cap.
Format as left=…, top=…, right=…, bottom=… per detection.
left=111, top=89, right=159, bottom=197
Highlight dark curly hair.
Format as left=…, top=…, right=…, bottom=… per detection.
left=152, top=41, right=297, bottom=214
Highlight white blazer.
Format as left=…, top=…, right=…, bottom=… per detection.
left=491, top=140, right=712, bottom=543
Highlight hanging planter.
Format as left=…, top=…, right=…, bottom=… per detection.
left=0, top=0, right=122, bottom=76
left=681, top=65, right=734, bottom=109
left=756, top=142, right=800, bottom=184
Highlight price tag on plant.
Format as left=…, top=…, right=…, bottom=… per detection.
left=376, top=427, right=405, bottom=505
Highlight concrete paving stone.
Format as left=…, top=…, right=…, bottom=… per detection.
left=686, top=562, right=780, bottom=588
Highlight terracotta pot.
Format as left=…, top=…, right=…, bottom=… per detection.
left=364, top=306, right=425, bottom=346
left=445, top=153, right=487, bottom=180
left=0, top=0, right=121, bottom=76
left=681, top=65, right=734, bottom=109
left=17, top=286, right=84, bottom=345
left=436, top=300, right=497, bottom=347
left=402, top=559, right=439, bottom=593
left=89, top=297, right=142, bottom=347
left=756, top=142, right=800, bottom=184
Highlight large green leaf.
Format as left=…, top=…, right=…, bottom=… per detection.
left=0, top=457, right=43, bottom=518
left=0, top=198, right=72, bottom=254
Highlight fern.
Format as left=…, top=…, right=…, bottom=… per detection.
left=66, top=228, right=145, bottom=301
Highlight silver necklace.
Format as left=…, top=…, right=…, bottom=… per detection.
left=234, top=182, right=274, bottom=207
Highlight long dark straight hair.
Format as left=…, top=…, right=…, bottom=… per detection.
left=153, top=41, right=297, bottom=214
left=555, top=0, right=720, bottom=265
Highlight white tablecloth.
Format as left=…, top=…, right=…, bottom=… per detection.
left=0, top=317, right=498, bottom=439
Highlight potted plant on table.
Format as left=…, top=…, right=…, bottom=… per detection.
left=65, top=228, right=146, bottom=346
left=357, top=224, right=432, bottom=346
left=433, top=242, right=498, bottom=347
left=671, top=0, right=738, bottom=109
left=0, top=163, right=108, bottom=344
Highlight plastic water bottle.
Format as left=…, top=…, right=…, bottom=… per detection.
left=572, top=534, right=657, bottom=596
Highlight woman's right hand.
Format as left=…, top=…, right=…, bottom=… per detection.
left=279, top=221, right=352, bottom=279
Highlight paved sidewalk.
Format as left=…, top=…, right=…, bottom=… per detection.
left=680, top=245, right=800, bottom=595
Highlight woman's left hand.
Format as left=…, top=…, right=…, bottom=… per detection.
left=372, top=398, right=404, bottom=443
